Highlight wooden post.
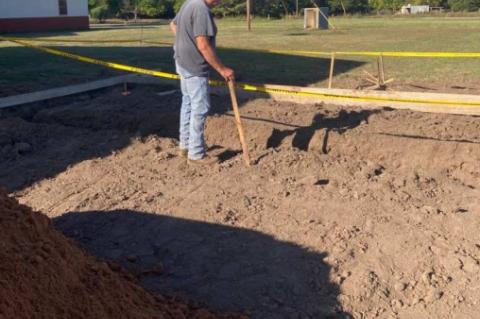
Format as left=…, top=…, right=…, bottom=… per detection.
left=122, top=82, right=131, bottom=96
left=328, top=52, right=336, bottom=89
left=227, top=81, right=251, bottom=166
left=377, top=55, right=385, bottom=87
left=246, top=0, right=251, bottom=31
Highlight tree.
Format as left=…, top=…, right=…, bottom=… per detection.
left=122, top=0, right=140, bottom=21
left=448, top=0, right=480, bottom=10
left=89, top=0, right=116, bottom=21
left=329, top=0, right=369, bottom=14
left=106, top=0, right=122, bottom=15
left=137, top=0, right=175, bottom=17
left=89, top=0, right=176, bottom=20
left=90, top=4, right=110, bottom=22
left=328, top=0, right=346, bottom=15
left=172, top=0, right=185, bottom=13
left=88, top=0, right=102, bottom=10
left=253, top=0, right=289, bottom=18
left=410, top=0, right=445, bottom=5
left=211, top=0, right=245, bottom=16
left=369, top=0, right=404, bottom=12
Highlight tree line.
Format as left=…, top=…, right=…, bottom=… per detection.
left=88, top=0, right=480, bottom=21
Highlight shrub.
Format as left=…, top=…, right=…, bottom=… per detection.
left=90, top=5, right=110, bottom=22
left=448, top=0, right=480, bottom=11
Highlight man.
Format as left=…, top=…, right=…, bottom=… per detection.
left=170, top=0, right=235, bottom=165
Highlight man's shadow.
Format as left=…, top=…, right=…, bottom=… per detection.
left=267, top=109, right=381, bottom=153
left=54, top=210, right=352, bottom=319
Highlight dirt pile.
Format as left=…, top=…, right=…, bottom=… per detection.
left=0, top=190, right=246, bottom=319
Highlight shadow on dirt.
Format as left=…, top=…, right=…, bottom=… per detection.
left=54, top=209, right=352, bottom=319
left=267, top=109, right=381, bottom=152
left=0, top=44, right=366, bottom=192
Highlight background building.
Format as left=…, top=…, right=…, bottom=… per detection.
left=400, top=4, right=431, bottom=14
left=0, top=0, right=89, bottom=33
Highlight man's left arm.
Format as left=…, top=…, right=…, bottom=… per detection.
left=196, top=36, right=234, bottom=82
left=169, top=20, right=177, bottom=35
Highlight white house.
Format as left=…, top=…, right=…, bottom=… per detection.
left=0, top=0, right=89, bottom=33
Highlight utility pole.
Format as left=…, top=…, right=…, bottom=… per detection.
left=246, top=0, right=251, bottom=31
left=296, top=0, right=299, bottom=17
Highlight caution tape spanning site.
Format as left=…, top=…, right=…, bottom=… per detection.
left=5, top=38, right=480, bottom=108
left=4, top=36, right=480, bottom=58
left=262, top=49, right=480, bottom=58
left=2, top=36, right=172, bottom=46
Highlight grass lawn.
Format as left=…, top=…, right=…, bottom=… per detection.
left=2, top=16, right=480, bottom=96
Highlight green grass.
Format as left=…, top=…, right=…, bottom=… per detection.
left=2, top=16, right=480, bottom=95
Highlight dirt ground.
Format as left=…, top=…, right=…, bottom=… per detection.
left=0, top=190, right=245, bottom=319
left=1, top=85, right=479, bottom=319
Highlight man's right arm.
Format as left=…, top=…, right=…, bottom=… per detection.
left=196, top=36, right=234, bottom=82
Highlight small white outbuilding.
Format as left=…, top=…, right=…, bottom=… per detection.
left=400, top=4, right=431, bottom=14
left=0, top=0, right=89, bottom=33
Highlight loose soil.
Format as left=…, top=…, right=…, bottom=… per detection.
left=1, top=85, right=479, bottom=319
left=0, top=190, right=246, bottom=319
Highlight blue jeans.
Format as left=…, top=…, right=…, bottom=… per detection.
left=175, top=62, right=211, bottom=160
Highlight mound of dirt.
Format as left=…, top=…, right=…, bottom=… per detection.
left=0, top=190, right=246, bottom=319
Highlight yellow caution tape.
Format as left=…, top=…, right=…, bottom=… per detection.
left=7, top=39, right=480, bottom=108
left=264, top=49, right=480, bottom=58
left=9, top=39, right=179, bottom=80
left=1, top=37, right=142, bottom=43
left=0, top=37, right=172, bottom=46
left=3, top=36, right=480, bottom=58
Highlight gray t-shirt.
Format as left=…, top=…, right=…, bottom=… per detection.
left=173, top=0, right=217, bottom=77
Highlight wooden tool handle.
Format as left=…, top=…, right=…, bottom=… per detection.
left=227, top=81, right=251, bottom=166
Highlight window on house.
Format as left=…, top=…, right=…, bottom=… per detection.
left=59, top=0, right=68, bottom=15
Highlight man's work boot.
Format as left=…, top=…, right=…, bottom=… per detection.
left=188, top=155, right=218, bottom=166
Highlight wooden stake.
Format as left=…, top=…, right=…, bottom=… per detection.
left=378, top=55, right=385, bottom=86
left=362, top=70, right=379, bottom=84
left=122, top=82, right=131, bottom=96
left=328, top=52, right=336, bottom=89
left=227, top=80, right=251, bottom=166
